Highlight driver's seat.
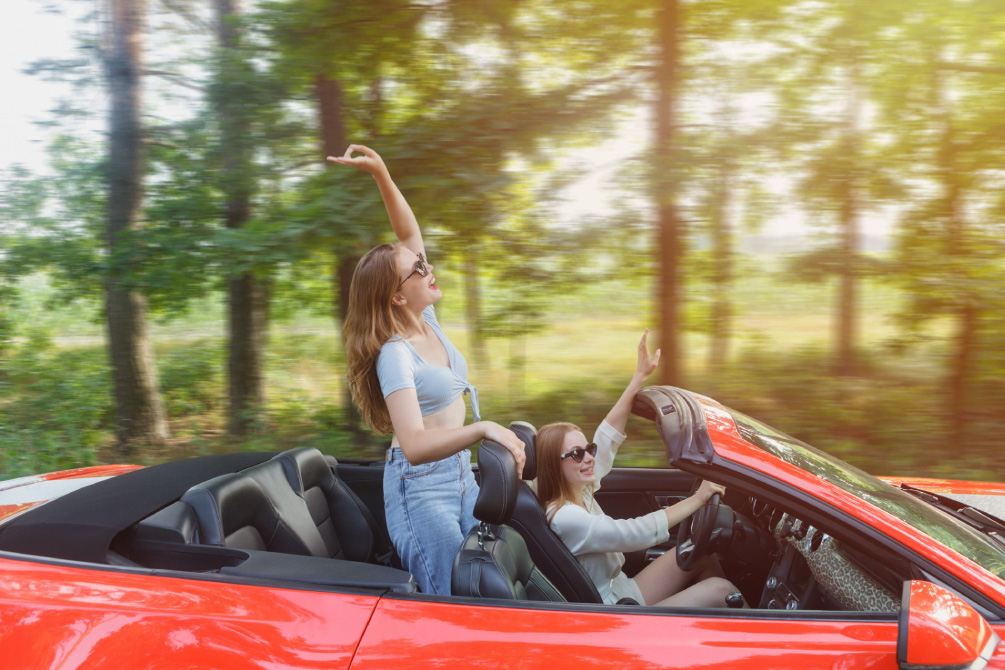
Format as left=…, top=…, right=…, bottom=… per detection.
left=505, top=422, right=604, bottom=604
left=451, top=439, right=565, bottom=601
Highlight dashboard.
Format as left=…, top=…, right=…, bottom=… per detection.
left=728, top=496, right=901, bottom=612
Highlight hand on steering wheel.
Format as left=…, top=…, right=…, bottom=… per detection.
left=676, top=481, right=728, bottom=570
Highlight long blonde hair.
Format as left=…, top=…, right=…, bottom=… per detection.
left=343, top=243, right=408, bottom=435
left=535, top=422, right=584, bottom=523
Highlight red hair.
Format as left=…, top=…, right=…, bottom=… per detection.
left=535, top=422, right=583, bottom=522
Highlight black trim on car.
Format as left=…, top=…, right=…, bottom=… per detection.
left=0, top=549, right=398, bottom=599
left=382, top=589, right=900, bottom=621
left=896, top=582, right=911, bottom=666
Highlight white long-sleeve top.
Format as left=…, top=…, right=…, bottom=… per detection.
left=548, top=420, right=670, bottom=605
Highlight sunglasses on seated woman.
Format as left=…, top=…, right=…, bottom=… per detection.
left=560, top=443, right=598, bottom=463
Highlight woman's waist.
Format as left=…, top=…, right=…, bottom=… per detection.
left=388, top=403, right=467, bottom=451
left=386, top=445, right=473, bottom=466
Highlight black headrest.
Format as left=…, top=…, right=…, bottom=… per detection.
left=509, top=422, right=537, bottom=481
left=272, top=447, right=334, bottom=495
left=474, top=440, right=520, bottom=525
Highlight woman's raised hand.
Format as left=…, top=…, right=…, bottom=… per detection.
left=481, top=421, right=527, bottom=479
left=635, top=329, right=661, bottom=380
left=327, top=144, right=387, bottom=176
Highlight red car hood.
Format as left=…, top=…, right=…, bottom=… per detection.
left=877, top=477, right=1005, bottom=524
left=0, top=465, right=142, bottom=525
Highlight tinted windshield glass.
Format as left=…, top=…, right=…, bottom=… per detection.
left=729, top=409, right=1005, bottom=579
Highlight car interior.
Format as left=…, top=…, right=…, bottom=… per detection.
left=0, top=419, right=908, bottom=615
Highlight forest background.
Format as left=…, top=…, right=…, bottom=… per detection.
left=2, top=0, right=1004, bottom=481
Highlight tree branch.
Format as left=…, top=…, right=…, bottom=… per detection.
left=142, top=69, right=206, bottom=92
left=145, top=139, right=183, bottom=151
left=156, top=0, right=213, bottom=34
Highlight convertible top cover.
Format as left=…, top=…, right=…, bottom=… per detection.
left=0, top=452, right=273, bottom=563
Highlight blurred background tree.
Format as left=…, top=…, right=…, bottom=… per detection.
left=2, top=0, right=1004, bottom=479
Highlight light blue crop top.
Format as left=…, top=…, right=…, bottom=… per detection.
left=376, top=305, right=480, bottom=422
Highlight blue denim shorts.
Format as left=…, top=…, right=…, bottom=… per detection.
left=383, top=447, right=478, bottom=595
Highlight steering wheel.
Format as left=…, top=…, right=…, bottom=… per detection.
left=676, top=492, right=721, bottom=571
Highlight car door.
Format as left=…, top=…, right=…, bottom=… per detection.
left=350, top=595, right=920, bottom=670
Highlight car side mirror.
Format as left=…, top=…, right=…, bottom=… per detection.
left=898, top=580, right=1000, bottom=670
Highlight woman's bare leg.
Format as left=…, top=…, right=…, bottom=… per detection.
left=634, top=550, right=745, bottom=608
left=652, top=577, right=743, bottom=608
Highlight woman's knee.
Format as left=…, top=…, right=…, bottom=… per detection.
left=701, top=577, right=740, bottom=607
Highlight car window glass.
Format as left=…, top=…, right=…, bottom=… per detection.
left=729, top=409, right=1005, bottom=579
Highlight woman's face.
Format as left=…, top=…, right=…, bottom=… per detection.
left=395, top=246, right=440, bottom=306
left=560, top=430, right=596, bottom=488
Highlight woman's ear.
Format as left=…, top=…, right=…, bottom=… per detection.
left=390, top=293, right=405, bottom=307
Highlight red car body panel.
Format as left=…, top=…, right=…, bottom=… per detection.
left=351, top=597, right=1005, bottom=670
left=0, top=556, right=378, bottom=670
left=881, top=477, right=1005, bottom=497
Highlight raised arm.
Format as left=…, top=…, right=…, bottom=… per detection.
left=603, top=329, right=660, bottom=435
left=328, top=144, right=424, bottom=256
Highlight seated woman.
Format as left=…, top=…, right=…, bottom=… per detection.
left=536, top=330, right=745, bottom=608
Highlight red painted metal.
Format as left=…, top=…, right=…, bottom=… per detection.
left=903, top=581, right=998, bottom=668
left=0, top=556, right=378, bottom=670
left=35, top=464, right=143, bottom=481
left=880, top=477, right=1005, bottom=497
left=353, top=597, right=897, bottom=670
left=0, top=503, right=34, bottom=524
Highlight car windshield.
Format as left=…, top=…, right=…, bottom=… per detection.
left=728, top=409, right=1005, bottom=579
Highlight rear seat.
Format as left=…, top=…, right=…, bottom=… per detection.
left=133, top=447, right=393, bottom=565
left=125, top=448, right=416, bottom=593
left=272, top=447, right=394, bottom=565
left=181, top=459, right=329, bottom=556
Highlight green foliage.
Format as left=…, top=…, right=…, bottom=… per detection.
left=0, top=333, right=111, bottom=478
left=157, top=341, right=226, bottom=417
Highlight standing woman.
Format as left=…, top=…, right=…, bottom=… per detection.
left=332, top=145, right=526, bottom=596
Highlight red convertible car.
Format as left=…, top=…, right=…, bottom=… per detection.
left=0, top=386, right=1002, bottom=669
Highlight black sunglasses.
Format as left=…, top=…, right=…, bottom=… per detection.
left=560, top=443, right=598, bottom=463
left=397, top=252, right=429, bottom=290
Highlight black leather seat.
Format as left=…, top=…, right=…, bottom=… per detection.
left=272, top=447, right=396, bottom=565
left=451, top=439, right=565, bottom=601
left=505, top=422, right=604, bottom=604
left=181, top=460, right=329, bottom=556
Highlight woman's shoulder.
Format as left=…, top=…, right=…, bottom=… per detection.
left=549, top=501, right=592, bottom=525
left=377, top=339, right=414, bottom=370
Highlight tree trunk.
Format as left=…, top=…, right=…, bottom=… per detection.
left=932, top=55, right=974, bottom=445
left=464, top=254, right=489, bottom=370
left=708, top=126, right=733, bottom=375
left=103, top=0, right=169, bottom=454
left=214, top=0, right=268, bottom=437
left=834, top=52, right=862, bottom=377
left=654, top=0, right=682, bottom=386
left=317, top=73, right=363, bottom=432
left=940, top=104, right=971, bottom=445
